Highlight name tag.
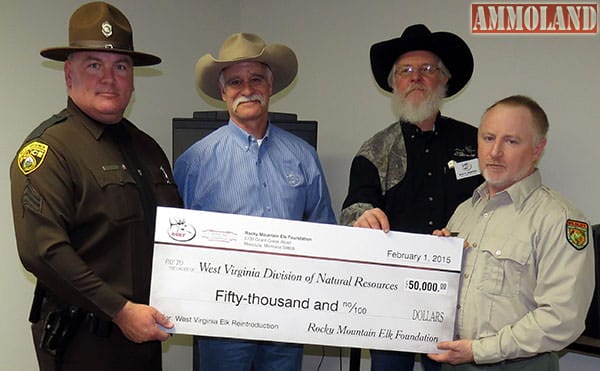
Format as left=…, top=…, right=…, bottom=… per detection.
left=450, top=158, right=480, bottom=180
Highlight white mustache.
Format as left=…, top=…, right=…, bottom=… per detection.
left=233, top=94, right=266, bottom=111
left=405, top=83, right=427, bottom=96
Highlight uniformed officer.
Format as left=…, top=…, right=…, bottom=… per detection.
left=10, top=2, right=182, bottom=370
left=430, top=95, right=595, bottom=370
left=340, top=24, right=483, bottom=371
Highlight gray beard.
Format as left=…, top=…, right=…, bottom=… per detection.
left=392, top=84, right=446, bottom=124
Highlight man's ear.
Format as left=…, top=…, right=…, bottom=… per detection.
left=441, top=75, right=450, bottom=89
left=64, top=61, right=72, bottom=89
left=533, top=137, right=547, bottom=162
left=219, top=82, right=227, bottom=102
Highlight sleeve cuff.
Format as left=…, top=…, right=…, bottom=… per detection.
left=472, top=337, right=503, bottom=364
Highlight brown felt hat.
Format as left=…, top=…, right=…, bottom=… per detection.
left=196, top=33, right=298, bottom=100
left=40, top=1, right=161, bottom=66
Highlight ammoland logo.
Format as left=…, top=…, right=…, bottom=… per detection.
left=471, top=2, right=598, bottom=34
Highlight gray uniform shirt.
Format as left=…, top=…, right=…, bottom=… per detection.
left=447, top=170, right=594, bottom=364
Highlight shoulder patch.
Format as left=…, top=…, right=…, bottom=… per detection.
left=566, top=219, right=589, bottom=250
left=17, top=141, right=48, bottom=175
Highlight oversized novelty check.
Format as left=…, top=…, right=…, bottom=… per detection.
left=150, top=207, right=464, bottom=353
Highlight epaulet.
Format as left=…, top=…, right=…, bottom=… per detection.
left=23, top=111, right=68, bottom=144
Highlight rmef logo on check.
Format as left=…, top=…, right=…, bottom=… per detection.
left=472, top=2, right=598, bottom=33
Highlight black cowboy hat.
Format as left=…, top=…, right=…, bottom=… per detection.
left=370, top=24, right=473, bottom=97
left=41, top=2, right=161, bottom=66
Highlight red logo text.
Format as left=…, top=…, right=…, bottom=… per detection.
left=471, top=2, right=598, bottom=34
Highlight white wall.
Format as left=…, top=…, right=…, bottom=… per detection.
left=2, top=0, right=599, bottom=370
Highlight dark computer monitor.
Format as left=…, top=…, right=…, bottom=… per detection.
left=172, top=111, right=318, bottom=161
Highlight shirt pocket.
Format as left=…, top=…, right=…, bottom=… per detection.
left=281, top=161, right=306, bottom=189
left=146, top=165, right=181, bottom=207
left=478, top=238, right=532, bottom=297
left=91, top=165, right=143, bottom=224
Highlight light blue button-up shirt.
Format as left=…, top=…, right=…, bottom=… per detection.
left=174, top=120, right=336, bottom=225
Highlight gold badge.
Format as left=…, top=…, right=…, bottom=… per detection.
left=101, top=21, right=112, bottom=38
left=17, top=141, right=48, bottom=175
left=566, top=219, right=589, bottom=250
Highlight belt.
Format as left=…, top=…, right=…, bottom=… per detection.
left=496, top=352, right=548, bottom=365
left=40, top=295, right=113, bottom=338
left=481, top=352, right=551, bottom=367
left=81, top=312, right=113, bottom=337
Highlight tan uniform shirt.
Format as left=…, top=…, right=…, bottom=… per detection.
left=447, top=170, right=594, bottom=364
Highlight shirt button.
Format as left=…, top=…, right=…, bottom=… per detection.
left=483, top=212, right=489, bottom=217
left=427, top=172, right=432, bottom=176
left=425, top=149, right=430, bottom=153
left=472, top=242, right=478, bottom=248
left=495, top=250, right=502, bottom=256
left=428, top=221, right=433, bottom=225
left=457, top=304, right=461, bottom=309
left=464, top=273, right=469, bottom=279
left=428, top=196, right=433, bottom=201
left=263, top=183, right=267, bottom=187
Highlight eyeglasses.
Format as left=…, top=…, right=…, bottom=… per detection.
left=395, top=64, right=440, bottom=78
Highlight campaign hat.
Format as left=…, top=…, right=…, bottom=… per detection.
left=40, top=1, right=161, bottom=66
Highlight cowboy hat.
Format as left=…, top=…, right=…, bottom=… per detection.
left=370, top=24, right=473, bottom=97
left=195, top=33, right=298, bottom=100
left=40, top=1, right=161, bottom=66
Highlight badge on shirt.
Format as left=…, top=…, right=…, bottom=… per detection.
left=17, top=141, right=48, bottom=175
left=448, top=158, right=481, bottom=180
left=566, top=219, right=589, bottom=250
